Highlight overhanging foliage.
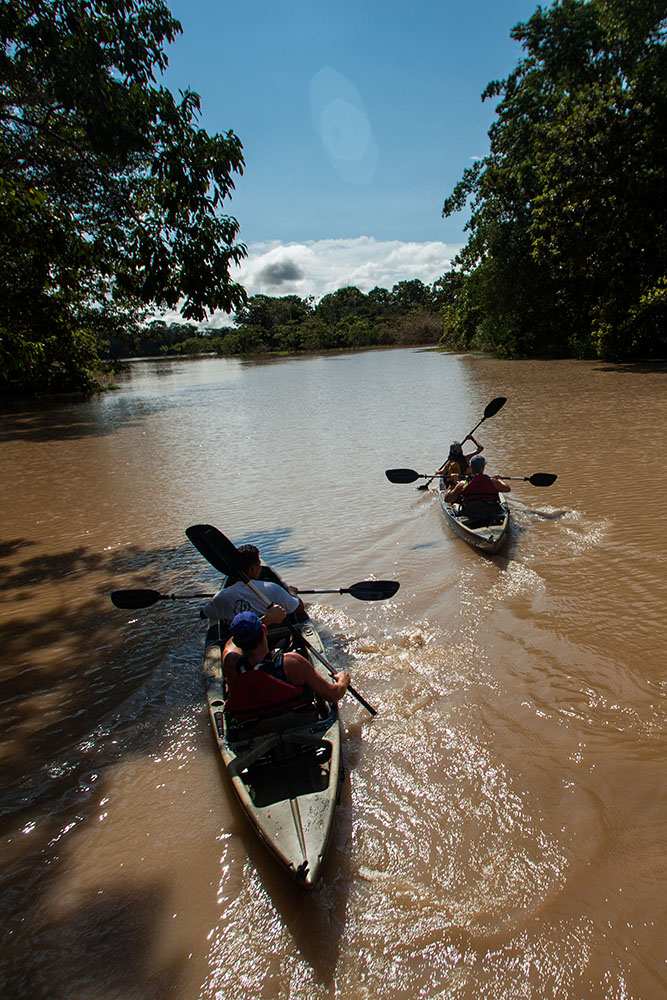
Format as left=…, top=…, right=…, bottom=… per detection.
left=442, top=0, right=667, bottom=360
left=0, top=0, right=247, bottom=394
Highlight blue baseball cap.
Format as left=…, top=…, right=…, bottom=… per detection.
left=230, top=611, right=263, bottom=647
left=470, top=454, right=486, bottom=473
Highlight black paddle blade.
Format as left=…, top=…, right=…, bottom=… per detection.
left=185, top=524, right=239, bottom=575
left=346, top=580, right=400, bottom=601
left=110, top=589, right=163, bottom=609
left=385, top=468, right=421, bottom=484
left=529, top=473, right=557, bottom=487
left=483, top=396, right=507, bottom=420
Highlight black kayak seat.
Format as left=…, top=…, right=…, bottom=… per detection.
left=456, top=497, right=505, bottom=527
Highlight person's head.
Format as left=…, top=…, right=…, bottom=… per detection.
left=230, top=611, right=265, bottom=651
left=470, top=454, right=486, bottom=474
left=448, top=441, right=463, bottom=460
left=237, top=544, right=261, bottom=574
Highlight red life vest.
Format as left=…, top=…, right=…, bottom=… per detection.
left=225, top=651, right=310, bottom=720
left=461, top=473, right=501, bottom=501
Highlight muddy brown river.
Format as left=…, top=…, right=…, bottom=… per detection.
left=1, top=349, right=666, bottom=999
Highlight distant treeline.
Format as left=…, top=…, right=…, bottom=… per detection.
left=110, top=278, right=457, bottom=358
left=4, top=0, right=666, bottom=399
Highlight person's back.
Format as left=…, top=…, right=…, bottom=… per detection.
left=223, top=612, right=349, bottom=716
left=436, top=435, right=483, bottom=485
left=201, top=543, right=303, bottom=627
left=461, top=472, right=503, bottom=502
left=445, top=454, right=510, bottom=513
left=225, top=644, right=312, bottom=721
left=441, top=454, right=468, bottom=482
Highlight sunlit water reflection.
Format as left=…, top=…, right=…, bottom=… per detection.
left=2, top=350, right=667, bottom=999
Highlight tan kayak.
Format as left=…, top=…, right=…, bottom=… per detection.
left=439, top=484, right=510, bottom=554
left=203, top=612, right=343, bottom=888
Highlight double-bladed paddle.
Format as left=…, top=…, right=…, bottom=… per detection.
left=110, top=579, right=400, bottom=610
left=185, top=524, right=378, bottom=716
left=111, top=589, right=213, bottom=609
left=417, top=396, right=507, bottom=491
left=386, top=469, right=557, bottom=487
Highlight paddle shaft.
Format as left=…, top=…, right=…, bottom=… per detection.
left=112, top=578, right=399, bottom=609
left=155, top=592, right=212, bottom=600
left=299, top=588, right=357, bottom=594
left=387, top=468, right=555, bottom=488
left=297, top=581, right=399, bottom=598
left=497, top=474, right=557, bottom=485
left=237, top=572, right=377, bottom=716
left=419, top=397, right=506, bottom=491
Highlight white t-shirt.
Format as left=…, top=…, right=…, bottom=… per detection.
left=201, top=579, right=300, bottom=627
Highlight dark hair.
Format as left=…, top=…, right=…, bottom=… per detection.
left=237, top=544, right=260, bottom=572
left=448, top=442, right=464, bottom=461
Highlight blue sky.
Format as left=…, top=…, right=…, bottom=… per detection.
left=161, top=0, right=542, bottom=318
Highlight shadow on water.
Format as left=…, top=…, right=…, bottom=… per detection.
left=593, top=360, right=667, bottom=374
left=0, top=396, right=142, bottom=443
left=2, top=866, right=184, bottom=1000
left=0, top=538, right=36, bottom=560
left=0, top=540, right=122, bottom=593
left=0, top=382, right=235, bottom=444
left=0, top=536, right=209, bottom=797
left=0, top=530, right=356, bottom=999
left=0, top=536, right=209, bottom=999
left=410, top=539, right=444, bottom=551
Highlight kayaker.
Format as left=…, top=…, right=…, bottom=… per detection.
left=444, top=454, right=510, bottom=506
left=200, top=544, right=304, bottom=629
left=435, top=434, right=483, bottom=485
left=223, top=611, right=350, bottom=705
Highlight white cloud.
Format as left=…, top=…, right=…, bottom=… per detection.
left=192, top=236, right=462, bottom=329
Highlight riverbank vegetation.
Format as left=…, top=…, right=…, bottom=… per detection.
left=2, top=0, right=666, bottom=398
left=110, top=279, right=451, bottom=358
left=0, top=0, right=246, bottom=397
left=441, top=0, right=667, bottom=360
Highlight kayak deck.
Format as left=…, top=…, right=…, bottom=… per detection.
left=438, top=487, right=510, bottom=554
left=204, top=616, right=343, bottom=888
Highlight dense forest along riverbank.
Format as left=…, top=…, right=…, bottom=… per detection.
left=1, top=348, right=666, bottom=1000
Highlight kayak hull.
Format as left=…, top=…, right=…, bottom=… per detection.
left=439, top=488, right=510, bottom=554
left=204, top=615, right=342, bottom=888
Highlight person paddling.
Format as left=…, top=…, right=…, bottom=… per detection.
left=200, top=543, right=303, bottom=630
left=444, top=454, right=510, bottom=507
left=223, top=611, right=350, bottom=706
left=435, top=434, right=483, bottom=486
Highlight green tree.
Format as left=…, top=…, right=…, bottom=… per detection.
left=365, top=286, right=392, bottom=318
left=234, top=294, right=313, bottom=348
left=315, top=286, right=367, bottom=327
left=443, top=0, right=667, bottom=360
left=0, top=0, right=246, bottom=394
left=389, top=278, right=431, bottom=311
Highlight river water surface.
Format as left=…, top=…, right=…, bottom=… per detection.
left=1, top=348, right=666, bottom=1000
